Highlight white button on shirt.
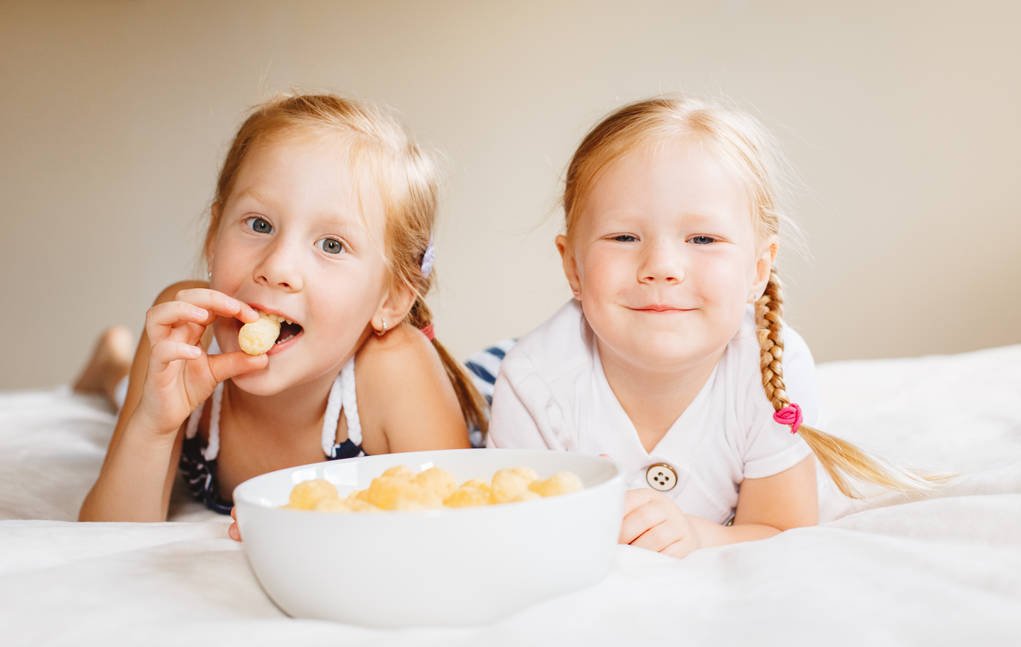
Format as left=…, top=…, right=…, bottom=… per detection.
left=645, top=464, right=679, bottom=491
left=487, top=300, right=819, bottom=525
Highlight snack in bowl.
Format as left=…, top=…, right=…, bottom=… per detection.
left=285, top=464, right=583, bottom=512
left=233, top=448, right=624, bottom=627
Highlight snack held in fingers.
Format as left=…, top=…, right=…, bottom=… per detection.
left=238, top=313, right=282, bottom=355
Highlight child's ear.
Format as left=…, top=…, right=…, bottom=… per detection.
left=373, top=280, right=417, bottom=334
left=555, top=235, right=582, bottom=300
left=750, top=238, right=779, bottom=301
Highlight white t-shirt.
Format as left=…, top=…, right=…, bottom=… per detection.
left=487, top=300, right=819, bottom=524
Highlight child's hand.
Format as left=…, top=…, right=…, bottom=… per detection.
left=619, top=488, right=702, bottom=559
left=228, top=506, right=242, bottom=542
left=136, top=288, right=268, bottom=436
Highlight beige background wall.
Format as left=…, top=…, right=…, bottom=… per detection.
left=2, top=0, right=1019, bottom=390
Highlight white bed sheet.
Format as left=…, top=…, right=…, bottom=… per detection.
left=2, top=345, right=1019, bottom=645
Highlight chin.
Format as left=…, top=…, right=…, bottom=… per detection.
left=627, top=337, right=711, bottom=370
left=228, top=368, right=286, bottom=396
left=635, top=351, right=700, bottom=373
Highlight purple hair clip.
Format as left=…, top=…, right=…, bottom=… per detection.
left=421, top=237, right=436, bottom=278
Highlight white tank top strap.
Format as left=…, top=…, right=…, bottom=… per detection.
left=182, top=382, right=224, bottom=462
left=204, top=337, right=224, bottom=461
left=341, top=355, right=362, bottom=446
left=321, top=355, right=360, bottom=456
left=189, top=337, right=358, bottom=462
left=183, top=337, right=223, bottom=459
left=184, top=404, right=203, bottom=440
left=321, top=368, right=345, bottom=456
left=204, top=382, right=225, bottom=462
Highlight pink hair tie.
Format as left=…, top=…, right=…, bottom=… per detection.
left=773, top=403, right=803, bottom=435
left=420, top=324, right=435, bottom=341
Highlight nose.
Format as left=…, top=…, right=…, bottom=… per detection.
left=253, top=237, right=303, bottom=291
left=638, top=240, right=684, bottom=285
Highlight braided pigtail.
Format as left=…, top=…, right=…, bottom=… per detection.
left=406, top=297, right=489, bottom=437
left=756, top=270, right=944, bottom=498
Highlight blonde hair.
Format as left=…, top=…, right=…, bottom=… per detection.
left=564, top=96, right=940, bottom=498
left=205, top=93, right=488, bottom=434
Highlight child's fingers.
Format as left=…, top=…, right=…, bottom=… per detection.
left=174, top=288, right=260, bottom=323
left=149, top=340, right=202, bottom=370
left=621, top=487, right=657, bottom=514
left=163, top=321, right=210, bottom=346
left=176, top=322, right=207, bottom=346
left=207, top=351, right=269, bottom=384
left=618, top=498, right=665, bottom=544
left=628, top=520, right=679, bottom=553
left=228, top=507, right=243, bottom=541
left=145, top=302, right=211, bottom=340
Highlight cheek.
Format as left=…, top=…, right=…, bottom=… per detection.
left=695, top=252, right=752, bottom=297
left=316, top=263, right=387, bottom=320
left=580, top=250, right=628, bottom=295
left=209, top=236, right=251, bottom=279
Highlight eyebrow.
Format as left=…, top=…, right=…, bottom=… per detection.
left=231, top=189, right=276, bottom=212
left=232, top=190, right=366, bottom=234
left=677, top=211, right=727, bottom=225
left=310, top=213, right=366, bottom=237
left=596, top=209, right=726, bottom=226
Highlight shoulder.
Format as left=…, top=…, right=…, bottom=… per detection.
left=502, top=300, right=592, bottom=387
left=724, top=305, right=820, bottom=426
left=152, top=279, right=208, bottom=305
left=488, top=302, right=591, bottom=451
left=355, top=322, right=468, bottom=450
left=356, top=321, right=445, bottom=387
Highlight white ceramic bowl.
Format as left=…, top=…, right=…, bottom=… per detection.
left=233, top=448, right=624, bottom=628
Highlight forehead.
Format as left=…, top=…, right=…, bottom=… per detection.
left=581, top=136, right=753, bottom=226
left=229, top=129, right=386, bottom=236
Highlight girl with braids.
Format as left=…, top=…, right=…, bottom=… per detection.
left=488, top=96, right=936, bottom=558
left=78, top=94, right=486, bottom=534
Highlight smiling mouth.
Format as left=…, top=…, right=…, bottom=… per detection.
left=631, top=305, right=695, bottom=313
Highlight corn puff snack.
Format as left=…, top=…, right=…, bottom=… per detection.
left=238, top=313, right=281, bottom=355
left=285, top=464, right=583, bottom=513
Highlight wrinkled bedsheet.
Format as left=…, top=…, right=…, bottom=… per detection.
left=2, top=345, right=1019, bottom=645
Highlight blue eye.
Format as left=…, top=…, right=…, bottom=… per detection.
left=611, top=234, right=638, bottom=243
left=316, top=237, right=346, bottom=255
left=689, top=235, right=716, bottom=245
left=245, top=217, right=273, bottom=234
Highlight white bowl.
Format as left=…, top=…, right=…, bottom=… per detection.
left=233, top=448, right=624, bottom=627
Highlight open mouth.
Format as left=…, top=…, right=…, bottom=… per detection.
left=275, top=319, right=303, bottom=345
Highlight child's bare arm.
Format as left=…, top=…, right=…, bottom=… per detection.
left=79, top=280, right=265, bottom=521
left=735, top=455, right=818, bottom=525
left=696, top=455, right=819, bottom=546
left=80, top=281, right=203, bottom=521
